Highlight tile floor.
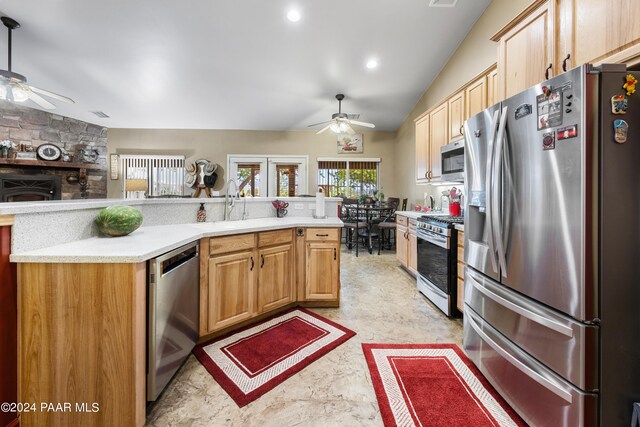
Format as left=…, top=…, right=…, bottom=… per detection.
left=145, top=247, right=463, bottom=426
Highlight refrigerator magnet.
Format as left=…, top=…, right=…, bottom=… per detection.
left=611, top=94, right=628, bottom=114
left=543, top=132, right=555, bottom=150
left=614, top=119, right=629, bottom=143
left=623, top=74, right=637, bottom=96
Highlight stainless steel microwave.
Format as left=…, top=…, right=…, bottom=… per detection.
left=441, top=140, right=464, bottom=182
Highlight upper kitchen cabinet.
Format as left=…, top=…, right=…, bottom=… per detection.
left=492, top=0, right=555, bottom=99
left=465, top=76, right=487, bottom=120
left=428, top=102, right=449, bottom=181
left=487, top=67, right=499, bottom=106
left=448, top=91, right=465, bottom=142
left=557, top=0, right=640, bottom=68
left=415, top=113, right=430, bottom=183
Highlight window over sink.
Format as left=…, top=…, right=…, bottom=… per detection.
left=317, top=158, right=380, bottom=197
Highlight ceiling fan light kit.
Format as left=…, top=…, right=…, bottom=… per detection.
left=0, top=16, right=74, bottom=109
left=308, top=94, right=375, bottom=135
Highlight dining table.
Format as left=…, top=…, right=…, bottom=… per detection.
left=343, top=202, right=395, bottom=254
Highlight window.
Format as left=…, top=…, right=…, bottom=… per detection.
left=120, top=155, right=185, bottom=198
left=317, top=158, right=380, bottom=197
left=228, top=155, right=308, bottom=196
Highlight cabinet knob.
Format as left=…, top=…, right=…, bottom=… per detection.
left=562, top=53, right=571, bottom=72
left=545, top=63, right=553, bottom=80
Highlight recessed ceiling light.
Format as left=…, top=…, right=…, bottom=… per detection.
left=287, top=10, right=301, bottom=22
left=366, top=59, right=378, bottom=69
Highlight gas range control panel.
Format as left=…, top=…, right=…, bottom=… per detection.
left=417, top=221, right=448, bottom=235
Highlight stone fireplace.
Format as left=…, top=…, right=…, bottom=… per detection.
left=0, top=174, right=61, bottom=202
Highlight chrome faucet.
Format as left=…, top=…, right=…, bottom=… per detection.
left=224, top=179, right=240, bottom=221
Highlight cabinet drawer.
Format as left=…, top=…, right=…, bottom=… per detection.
left=458, top=231, right=464, bottom=246
left=396, top=216, right=408, bottom=227
left=306, top=228, right=339, bottom=242
left=258, top=229, right=292, bottom=247
left=457, top=245, right=464, bottom=262
left=209, top=233, right=256, bottom=256
left=409, top=219, right=417, bottom=231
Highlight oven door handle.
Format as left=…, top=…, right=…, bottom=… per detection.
left=417, top=230, right=449, bottom=249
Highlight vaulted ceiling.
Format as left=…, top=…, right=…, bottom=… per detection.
left=0, top=0, right=490, bottom=130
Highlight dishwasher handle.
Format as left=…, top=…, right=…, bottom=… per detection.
left=157, top=243, right=199, bottom=276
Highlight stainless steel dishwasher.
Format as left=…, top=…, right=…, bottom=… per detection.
left=147, top=241, right=199, bottom=401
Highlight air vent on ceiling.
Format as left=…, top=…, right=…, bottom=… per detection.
left=90, top=111, right=110, bottom=118
left=347, top=114, right=360, bottom=120
left=429, top=0, right=458, bottom=7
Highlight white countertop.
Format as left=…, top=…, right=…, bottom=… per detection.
left=10, top=217, right=343, bottom=263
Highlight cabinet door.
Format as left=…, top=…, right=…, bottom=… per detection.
left=415, top=115, right=430, bottom=183
left=448, top=91, right=465, bottom=142
left=465, top=77, right=487, bottom=120
left=496, top=1, right=555, bottom=99
left=396, top=224, right=408, bottom=267
left=558, top=0, right=640, bottom=67
left=305, top=242, right=339, bottom=301
left=257, top=244, right=293, bottom=313
left=408, top=230, right=418, bottom=275
left=429, top=102, right=449, bottom=180
left=487, top=67, right=499, bottom=107
left=207, top=251, right=254, bottom=332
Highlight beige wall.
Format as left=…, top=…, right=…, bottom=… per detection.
left=107, top=129, right=396, bottom=198
left=394, top=0, right=532, bottom=208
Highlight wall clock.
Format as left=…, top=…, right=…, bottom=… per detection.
left=36, top=143, right=62, bottom=161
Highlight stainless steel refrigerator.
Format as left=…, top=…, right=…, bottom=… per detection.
left=462, top=63, right=640, bottom=426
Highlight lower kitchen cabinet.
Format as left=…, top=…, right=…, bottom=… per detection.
left=257, top=243, right=293, bottom=313
left=305, top=241, right=339, bottom=300
left=457, top=230, right=465, bottom=313
left=207, top=250, right=255, bottom=331
left=200, top=227, right=341, bottom=338
left=396, top=215, right=417, bottom=277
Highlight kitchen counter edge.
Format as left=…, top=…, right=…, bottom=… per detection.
left=10, top=217, right=343, bottom=264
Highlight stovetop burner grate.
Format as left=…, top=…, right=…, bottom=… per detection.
left=419, top=215, right=464, bottom=225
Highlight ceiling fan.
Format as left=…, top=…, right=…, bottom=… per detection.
left=308, top=94, right=375, bottom=135
left=0, top=16, right=74, bottom=109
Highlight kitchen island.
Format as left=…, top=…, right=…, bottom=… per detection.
left=1, top=198, right=342, bottom=427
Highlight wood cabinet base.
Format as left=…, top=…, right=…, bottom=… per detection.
left=18, top=263, right=146, bottom=427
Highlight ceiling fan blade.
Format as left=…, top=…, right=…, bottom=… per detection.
left=27, top=91, right=56, bottom=109
left=348, top=119, right=375, bottom=129
left=307, top=120, right=332, bottom=128
left=316, top=124, right=333, bottom=134
left=29, top=85, right=75, bottom=104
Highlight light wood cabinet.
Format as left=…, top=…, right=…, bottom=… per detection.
left=457, top=230, right=465, bottom=314
left=415, top=114, right=430, bottom=183
left=492, top=0, right=555, bottom=99
left=207, top=250, right=255, bottom=331
left=487, top=67, right=499, bottom=106
left=557, top=0, right=640, bottom=68
left=465, top=77, right=487, bottom=120
left=448, top=91, right=465, bottom=142
left=429, top=102, right=449, bottom=181
left=396, top=215, right=417, bottom=277
left=306, top=241, right=339, bottom=300
left=257, top=243, right=293, bottom=313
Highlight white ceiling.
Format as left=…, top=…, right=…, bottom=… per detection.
left=0, top=0, right=490, bottom=131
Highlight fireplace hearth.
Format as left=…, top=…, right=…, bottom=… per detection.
left=0, top=174, right=61, bottom=202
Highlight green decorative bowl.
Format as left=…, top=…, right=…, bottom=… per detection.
left=95, top=205, right=143, bottom=237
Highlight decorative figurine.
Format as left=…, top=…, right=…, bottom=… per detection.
left=623, top=74, right=637, bottom=96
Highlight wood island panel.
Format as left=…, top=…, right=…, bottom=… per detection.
left=18, top=262, right=146, bottom=427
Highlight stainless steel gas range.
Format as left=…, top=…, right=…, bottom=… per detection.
left=416, top=215, right=463, bottom=317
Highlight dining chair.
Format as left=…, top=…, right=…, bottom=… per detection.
left=341, top=202, right=367, bottom=257
left=401, top=198, right=408, bottom=211
left=377, top=197, right=400, bottom=249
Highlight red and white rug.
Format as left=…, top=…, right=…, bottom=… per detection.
left=194, top=308, right=355, bottom=407
left=362, top=344, right=526, bottom=427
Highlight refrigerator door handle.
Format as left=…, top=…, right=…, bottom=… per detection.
left=492, top=106, right=509, bottom=276
left=466, top=268, right=574, bottom=338
left=466, top=309, right=574, bottom=404
left=485, top=109, right=500, bottom=274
